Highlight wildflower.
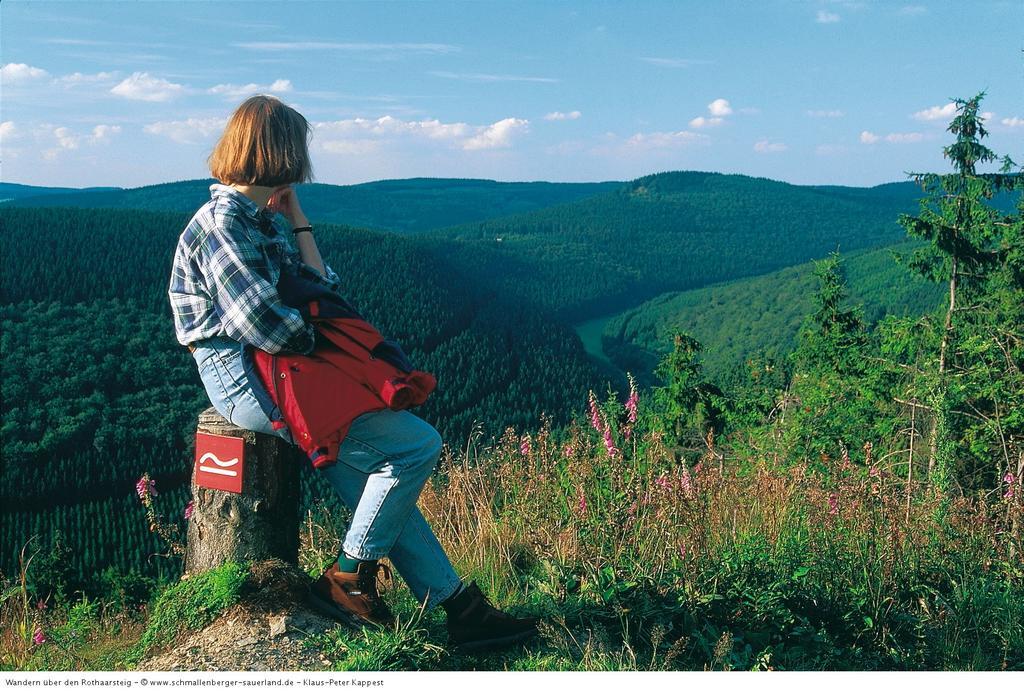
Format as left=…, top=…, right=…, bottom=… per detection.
left=680, top=465, right=694, bottom=497
left=655, top=473, right=672, bottom=490
left=183, top=500, right=194, bottom=520
left=839, top=443, right=850, bottom=470
left=863, top=441, right=873, bottom=465
left=577, top=486, right=588, bottom=517
left=1005, top=472, right=1016, bottom=500
left=588, top=390, right=602, bottom=432
left=827, top=493, right=839, bottom=515
left=627, top=500, right=638, bottom=516
left=520, top=435, right=531, bottom=456
left=563, top=443, right=574, bottom=459
left=678, top=543, right=687, bottom=559
left=602, top=417, right=619, bottom=458
left=135, top=474, right=157, bottom=500
left=625, top=373, right=639, bottom=424
left=35, top=599, right=47, bottom=611
left=32, top=628, right=46, bottom=645
left=869, top=465, right=880, bottom=478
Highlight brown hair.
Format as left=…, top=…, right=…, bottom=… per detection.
left=208, top=95, right=313, bottom=187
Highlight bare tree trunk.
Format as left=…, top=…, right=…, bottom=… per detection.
left=906, top=401, right=916, bottom=524
left=184, top=407, right=302, bottom=575
left=928, top=257, right=957, bottom=482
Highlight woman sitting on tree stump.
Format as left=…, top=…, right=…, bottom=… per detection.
left=167, top=94, right=539, bottom=653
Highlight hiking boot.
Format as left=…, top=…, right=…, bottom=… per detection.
left=442, top=581, right=540, bottom=652
left=308, top=561, right=396, bottom=630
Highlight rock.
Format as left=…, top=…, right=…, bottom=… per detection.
left=235, top=636, right=259, bottom=648
left=269, top=615, right=289, bottom=638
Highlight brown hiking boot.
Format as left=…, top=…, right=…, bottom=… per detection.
left=442, top=581, right=540, bottom=653
left=307, top=561, right=396, bottom=630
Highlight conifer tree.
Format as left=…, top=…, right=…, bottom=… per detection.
left=898, top=91, right=1022, bottom=492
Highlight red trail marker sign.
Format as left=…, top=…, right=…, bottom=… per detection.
left=194, top=431, right=245, bottom=493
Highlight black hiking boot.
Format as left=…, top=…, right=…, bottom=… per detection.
left=441, top=580, right=540, bottom=653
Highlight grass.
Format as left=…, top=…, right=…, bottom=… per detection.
left=2, top=393, right=1021, bottom=671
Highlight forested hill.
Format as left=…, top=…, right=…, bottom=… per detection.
left=0, top=182, right=120, bottom=202
left=419, top=171, right=925, bottom=322
left=602, top=240, right=945, bottom=388
left=0, top=178, right=624, bottom=234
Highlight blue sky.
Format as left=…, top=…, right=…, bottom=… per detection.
left=1, top=0, right=1021, bottom=188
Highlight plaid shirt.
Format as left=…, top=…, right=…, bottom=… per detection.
left=168, top=183, right=343, bottom=355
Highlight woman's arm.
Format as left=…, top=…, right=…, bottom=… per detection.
left=269, top=186, right=325, bottom=274
left=293, top=226, right=327, bottom=276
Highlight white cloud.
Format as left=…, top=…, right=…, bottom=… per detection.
left=463, top=117, right=530, bottom=150
left=53, top=127, right=80, bottom=150
left=0, top=121, right=16, bottom=143
left=689, top=116, right=724, bottom=128
left=207, top=79, right=293, bottom=99
left=816, top=10, right=841, bottom=23
left=619, top=129, right=710, bottom=151
left=57, top=71, right=119, bottom=86
left=312, top=115, right=529, bottom=152
left=89, top=124, right=121, bottom=143
left=861, top=130, right=925, bottom=144
left=708, top=99, right=733, bottom=117
left=912, top=103, right=957, bottom=121
left=1, top=63, right=50, bottom=83
left=41, top=123, right=122, bottom=158
left=144, top=117, right=226, bottom=144
left=754, top=139, right=787, bottom=153
left=980, top=111, right=994, bottom=121
left=807, top=109, right=845, bottom=118
left=898, top=5, right=927, bottom=16
left=110, top=72, right=186, bottom=102
left=884, top=132, right=924, bottom=143
left=544, top=110, right=582, bottom=121
left=320, top=139, right=381, bottom=155
left=1001, top=117, right=1024, bottom=128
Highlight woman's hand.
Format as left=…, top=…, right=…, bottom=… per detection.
left=267, top=185, right=309, bottom=228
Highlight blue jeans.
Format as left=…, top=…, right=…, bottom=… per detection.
left=191, top=335, right=464, bottom=610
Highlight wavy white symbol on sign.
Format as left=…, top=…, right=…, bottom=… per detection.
left=198, top=452, right=239, bottom=477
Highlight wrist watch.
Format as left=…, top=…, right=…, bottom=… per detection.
left=292, top=225, right=313, bottom=235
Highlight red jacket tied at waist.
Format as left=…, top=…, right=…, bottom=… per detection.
left=250, top=302, right=437, bottom=469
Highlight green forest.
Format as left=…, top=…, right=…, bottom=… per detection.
left=2, top=94, right=1022, bottom=670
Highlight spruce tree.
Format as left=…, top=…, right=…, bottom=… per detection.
left=898, top=91, right=1022, bottom=492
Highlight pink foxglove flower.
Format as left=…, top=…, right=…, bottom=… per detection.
left=588, top=390, right=602, bottom=432
left=135, top=474, right=158, bottom=500
left=520, top=435, right=531, bottom=456
left=655, top=473, right=671, bottom=490
left=563, top=443, right=574, bottom=459
left=678, top=543, right=687, bottom=559
left=33, top=628, right=46, bottom=645
left=577, top=486, right=588, bottom=518
left=679, top=465, right=694, bottom=497
left=183, top=501, right=194, bottom=520
left=827, top=493, right=839, bottom=515
left=1005, top=472, right=1016, bottom=500
left=625, top=373, right=639, bottom=424
left=602, top=418, right=619, bottom=458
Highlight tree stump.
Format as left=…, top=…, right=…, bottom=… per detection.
left=185, top=407, right=301, bottom=575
